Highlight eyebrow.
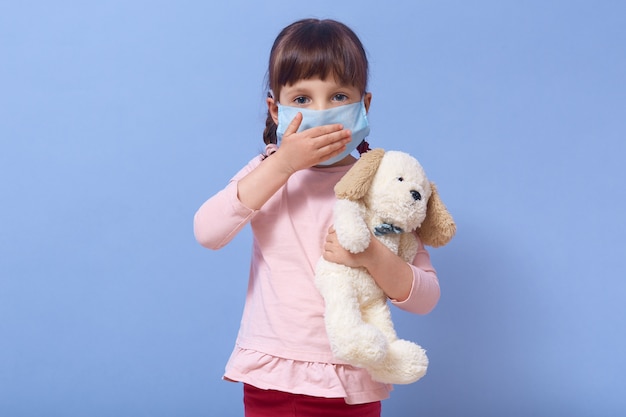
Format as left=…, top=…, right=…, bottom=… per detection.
left=284, top=87, right=311, bottom=95
left=284, top=84, right=355, bottom=95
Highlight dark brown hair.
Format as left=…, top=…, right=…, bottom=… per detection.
left=263, top=19, right=369, bottom=145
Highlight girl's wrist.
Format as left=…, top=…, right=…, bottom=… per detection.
left=268, top=149, right=298, bottom=177
left=360, top=235, right=381, bottom=270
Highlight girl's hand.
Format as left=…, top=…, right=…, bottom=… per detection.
left=236, top=113, right=350, bottom=211
left=275, top=112, right=352, bottom=173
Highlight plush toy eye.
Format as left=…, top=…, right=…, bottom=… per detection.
left=397, top=177, right=404, bottom=182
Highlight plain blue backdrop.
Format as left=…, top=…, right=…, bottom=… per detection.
left=1, top=1, right=625, bottom=416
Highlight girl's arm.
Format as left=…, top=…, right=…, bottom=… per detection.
left=388, top=242, right=440, bottom=314
left=193, top=165, right=259, bottom=250
left=322, top=228, right=440, bottom=314
left=194, top=115, right=352, bottom=248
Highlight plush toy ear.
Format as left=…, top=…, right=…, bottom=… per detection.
left=334, top=148, right=386, bottom=200
left=417, top=182, right=456, bottom=247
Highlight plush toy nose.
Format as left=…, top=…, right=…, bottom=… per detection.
left=410, top=190, right=422, bottom=201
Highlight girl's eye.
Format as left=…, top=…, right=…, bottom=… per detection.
left=332, top=94, right=349, bottom=102
left=293, top=96, right=310, bottom=105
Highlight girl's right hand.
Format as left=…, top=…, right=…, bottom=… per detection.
left=236, top=112, right=352, bottom=210
left=274, top=112, right=352, bottom=173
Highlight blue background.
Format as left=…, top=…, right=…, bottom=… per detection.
left=1, top=1, right=625, bottom=416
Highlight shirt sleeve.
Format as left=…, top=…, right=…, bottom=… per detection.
left=390, top=238, right=441, bottom=315
left=193, top=156, right=262, bottom=250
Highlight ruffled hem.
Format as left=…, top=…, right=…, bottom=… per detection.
left=223, top=346, right=392, bottom=405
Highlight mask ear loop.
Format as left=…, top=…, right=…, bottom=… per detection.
left=356, top=94, right=371, bottom=156
left=264, top=90, right=279, bottom=151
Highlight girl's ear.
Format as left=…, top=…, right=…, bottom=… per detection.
left=267, top=96, right=279, bottom=125
left=363, top=92, right=372, bottom=113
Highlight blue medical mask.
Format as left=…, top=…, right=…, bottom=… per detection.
left=276, top=100, right=370, bottom=166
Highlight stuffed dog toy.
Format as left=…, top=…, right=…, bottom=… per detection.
left=315, top=148, right=455, bottom=384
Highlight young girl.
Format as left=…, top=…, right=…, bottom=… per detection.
left=194, top=18, right=441, bottom=417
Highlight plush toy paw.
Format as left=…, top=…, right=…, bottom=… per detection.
left=366, top=339, right=428, bottom=385
left=336, top=227, right=371, bottom=254
left=333, top=199, right=371, bottom=253
left=330, top=323, right=388, bottom=367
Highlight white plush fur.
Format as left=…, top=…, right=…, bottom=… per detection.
left=315, top=150, right=434, bottom=385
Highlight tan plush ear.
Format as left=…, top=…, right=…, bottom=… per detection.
left=417, top=182, right=456, bottom=247
left=334, top=148, right=386, bottom=200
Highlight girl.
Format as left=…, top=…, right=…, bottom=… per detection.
left=194, top=18, right=440, bottom=417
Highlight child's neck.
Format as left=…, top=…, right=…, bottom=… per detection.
left=315, top=154, right=357, bottom=168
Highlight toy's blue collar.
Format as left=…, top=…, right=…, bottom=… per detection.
left=373, top=223, right=404, bottom=236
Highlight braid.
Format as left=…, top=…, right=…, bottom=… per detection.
left=263, top=110, right=277, bottom=145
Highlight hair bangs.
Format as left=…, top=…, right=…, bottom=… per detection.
left=269, top=19, right=368, bottom=97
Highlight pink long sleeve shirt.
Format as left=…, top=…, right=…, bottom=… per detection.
left=194, top=154, right=441, bottom=404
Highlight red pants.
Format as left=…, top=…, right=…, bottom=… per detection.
left=243, top=384, right=381, bottom=417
